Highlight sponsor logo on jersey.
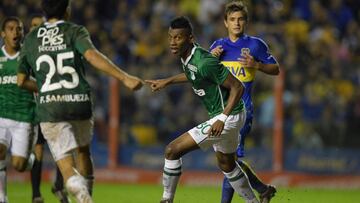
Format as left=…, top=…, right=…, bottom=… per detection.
left=187, top=64, right=198, bottom=72
left=241, top=48, right=250, bottom=56
left=0, top=57, right=7, bottom=62
left=221, top=61, right=255, bottom=82
left=37, top=27, right=67, bottom=52
left=0, top=75, right=17, bottom=85
left=187, top=64, right=197, bottom=80
left=192, top=87, right=205, bottom=96
left=39, top=93, right=90, bottom=104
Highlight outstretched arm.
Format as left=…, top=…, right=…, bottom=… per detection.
left=84, top=48, right=144, bottom=91
left=146, top=73, right=187, bottom=92
left=17, top=73, right=38, bottom=92
left=208, top=73, right=244, bottom=137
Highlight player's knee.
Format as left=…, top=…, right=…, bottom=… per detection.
left=164, top=143, right=180, bottom=159
left=217, top=155, right=236, bottom=172
left=0, top=144, right=7, bottom=160
left=219, top=162, right=235, bottom=172
left=34, top=144, right=44, bottom=161
left=11, top=157, right=27, bottom=172
left=0, top=160, right=6, bottom=171
left=77, top=145, right=91, bottom=156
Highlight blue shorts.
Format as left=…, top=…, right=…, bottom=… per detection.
left=236, top=109, right=253, bottom=158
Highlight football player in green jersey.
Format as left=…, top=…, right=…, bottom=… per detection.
left=146, top=16, right=259, bottom=203
left=28, top=14, right=69, bottom=203
left=0, top=16, right=36, bottom=203
left=17, top=0, right=143, bottom=203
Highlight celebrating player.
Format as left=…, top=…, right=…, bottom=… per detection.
left=209, top=1, right=280, bottom=203
left=28, top=14, right=69, bottom=203
left=0, top=16, right=36, bottom=203
left=17, top=0, right=144, bottom=202
left=147, top=16, right=259, bottom=203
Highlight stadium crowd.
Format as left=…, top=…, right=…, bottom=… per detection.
left=1, top=0, right=359, bottom=150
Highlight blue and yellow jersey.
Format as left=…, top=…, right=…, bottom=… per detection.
left=209, top=35, right=277, bottom=111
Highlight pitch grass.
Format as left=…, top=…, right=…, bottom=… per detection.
left=7, top=181, right=360, bottom=203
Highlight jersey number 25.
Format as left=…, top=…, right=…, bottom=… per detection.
left=36, top=51, right=79, bottom=93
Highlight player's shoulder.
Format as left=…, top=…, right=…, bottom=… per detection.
left=246, top=35, right=269, bottom=48
left=210, top=37, right=227, bottom=49
left=194, top=46, right=221, bottom=71
left=195, top=45, right=216, bottom=60
left=212, top=37, right=227, bottom=45
left=59, top=21, right=87, bottom=34
left=22, top=31, right=36, bottom=50
left=195, top=45, right=208, bottom=54
left=24, top=24, right=43, bottom=42
left=65, top=21, right=85, bottom=30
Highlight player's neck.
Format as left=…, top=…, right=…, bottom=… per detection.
left=47, top=18, right=62, bottom=23
left=3, top=45, right=18, bottom=56
left=228, top=33, right=244, bottom=42
left=180, top=43, right=194, bottom=61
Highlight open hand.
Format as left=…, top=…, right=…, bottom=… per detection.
left=207, top=120, right=225, bottom=137
left=238, top=52, right=257, bottom=68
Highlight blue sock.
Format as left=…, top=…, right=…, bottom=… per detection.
left=221, top=176, right=234, bottom=203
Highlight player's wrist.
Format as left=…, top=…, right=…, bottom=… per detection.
left=255, top=62, right=262, bottom=70
left=217, top=113, right=228, bottom=123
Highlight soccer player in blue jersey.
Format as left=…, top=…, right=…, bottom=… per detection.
left=209, top=1, right=279, bottom=203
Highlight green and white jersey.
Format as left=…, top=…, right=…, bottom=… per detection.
left=182, top=45, right=244, bottom=118
left=18, top=20, right=95, bottom=122
left=0, top=46, right=35, bottom=122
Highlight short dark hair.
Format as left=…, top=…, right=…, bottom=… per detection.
left=169, top=16, right=193, bottom=34
left=1, top=16, right=22, bottom=31
left=41, top=0, right=69, bottom=19
left=30, top=13, right=44, bottom=21
left=224, top=1, right=249, bottom=21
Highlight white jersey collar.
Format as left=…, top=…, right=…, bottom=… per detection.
left=44, top=20, right=65, bottom=28
left=1, top=46, right=19, bottom=60
left=181, top=44, right=197, bottom=66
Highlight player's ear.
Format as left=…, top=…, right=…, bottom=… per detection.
left=64, top=6, right=71, bottom=20
left=0, top=31, right=5, bottom=39
left=189, top=34, right=194, bottom=43
left=224, top=19, right=229, bottom=28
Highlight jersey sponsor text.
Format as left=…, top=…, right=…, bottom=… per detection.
left=37, top=27, right=67, bottom=52
left=192, top=87, right=206, bottom=96
left=0, top=75, right=17, bottom=85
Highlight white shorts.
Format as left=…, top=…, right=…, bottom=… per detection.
left=188, top=111, right=245, bottom=154
left=0, top=117, right=35, bottom=158
left=40, top=119, right=93, bottom=161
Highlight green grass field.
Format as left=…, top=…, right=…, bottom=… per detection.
left=7, top=181, right=360, bottom=203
